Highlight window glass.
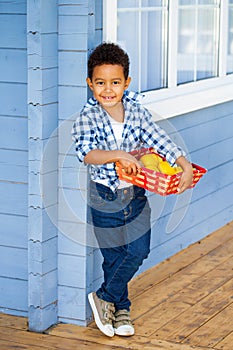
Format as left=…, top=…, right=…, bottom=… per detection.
left=177, top=0, right=220, bottom=84
left=117, top=0, right=168, bottom=92
left=227, top=0, right=233, bottom=73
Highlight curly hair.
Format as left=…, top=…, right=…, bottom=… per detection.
left=88, top=42, right=130, bottom=80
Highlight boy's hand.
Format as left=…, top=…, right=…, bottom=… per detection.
left=177, top=168, right=193, bottom=194
left=117, top=151, right=141, bottom=176
left=175, top=156, right=193, bottom=194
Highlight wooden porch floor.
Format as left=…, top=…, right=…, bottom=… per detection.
left=1, top=221, right=233, bottom=350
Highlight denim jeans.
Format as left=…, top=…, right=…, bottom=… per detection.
left=88, top=181, right=151, bottom=311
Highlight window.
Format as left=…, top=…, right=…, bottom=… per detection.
left=228, top=0, right=233, bottom=73
left=177, top=0, right=220, bottom=84
left=103, top=0, right=233, bottom=92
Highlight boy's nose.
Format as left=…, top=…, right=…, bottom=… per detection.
left=104, top=83, right=112, bottom=92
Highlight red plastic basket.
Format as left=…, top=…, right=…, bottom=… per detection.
left=116, top=148, right=207, bottom=196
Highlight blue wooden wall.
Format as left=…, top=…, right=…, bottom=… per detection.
left=0, top=0, right=232, bottom=330
left=0, top=0, right=28, bottom=317
left=57, top=0, right=102, bottom=326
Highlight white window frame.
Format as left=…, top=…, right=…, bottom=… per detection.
left=103, top=0, right=233, bottom=120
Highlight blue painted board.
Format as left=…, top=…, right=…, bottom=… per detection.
left=58, top=4, right=88, bottom=15
left=59, top=33, right=88, bottom=51
left=58, top=231, right=86, bottom=256
left=0, top=84, right=27, bottom=117
left=0, top=149, right=28, bottom=183
left=28, top=205, right=57, bottom=242
left=0, top=1, right=26, bottom=14
left=59, top=52, right=87, bottom=86
left=29, top=270, right=57, bottom=308
left=0, top=214, right=27, bottom=249
left=28, top=68, right=58, bottom=105
left=0, top=182, right=27, bottom=216
left=28, top=103, right=58, bottom=141
left=0, top=277, right=27, bottom=312
left=58, top=254, right=86, bottom=288
left=58, top=285, right=86, bottom=321
left=59, top=15, right=88, bottom=34
left=0, top=246, right=27, bottom=280
left=58, top=221, right=89, bottom=250
left=0, top=49, right=27, bottom=83
left=27, top=0, right=57, bottom=34
left=28, top=238, right=57, bottom=276
left=28, top=33, right=58, bottom=69
left=58, top=86, right=87, bottom=120
left=28, top=303, right=57, bottom=332
left=0, top=14, right=26, bottom=48
left=0, top=116, right=27, bottom=150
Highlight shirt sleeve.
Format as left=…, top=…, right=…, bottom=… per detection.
left=140, top=108, right=186, bottom=165
left=71, top=111, right=98, bottom=163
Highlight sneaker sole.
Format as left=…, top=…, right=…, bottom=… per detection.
left=88, top=292, right=114, bottom=337
left=114, top=326, right=135, bottom=337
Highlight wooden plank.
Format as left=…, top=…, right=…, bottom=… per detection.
left=215, top=330, right=233, bottom=350
left=133, top=256, right=233, bottom=337
left=130, top=230, right=233, bottom=320
left=0, top=326, right=137, bottom=350
left=129, top=222, right=233, bottom=300
left=154, top=277, right=233, bottom=343
left=47, top=323, right=211, bottom=350
left=0, top=313, right=27, bottom=330
left=0, top=339, right=54, bottom=350
left=182, top=303, right=233, bottom=347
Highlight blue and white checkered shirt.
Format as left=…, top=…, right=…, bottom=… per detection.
left=72, top=91, right=185, bottom=192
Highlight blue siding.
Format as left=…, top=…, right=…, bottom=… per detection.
left=27, top=0, right=59, bottom=332
left=0, top=0, right=232, bottom=331
left=57, top=0, right=98, bottom=325
left=139, top=101, right=233, bottom=274
left=0, top=0, right=28, bottom=316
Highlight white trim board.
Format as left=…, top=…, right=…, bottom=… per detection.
left=143, top=75, right=233, bottom=121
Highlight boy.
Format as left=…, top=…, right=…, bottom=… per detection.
left=72, top=43, right=193, bottom=337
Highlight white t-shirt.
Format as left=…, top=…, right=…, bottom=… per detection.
left=95, top=115, right=132, bottom=189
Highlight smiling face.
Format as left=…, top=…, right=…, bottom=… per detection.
left=86, top=64, right=131, bottom=114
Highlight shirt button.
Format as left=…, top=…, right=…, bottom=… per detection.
left=123, top=189, right=128, bottom=195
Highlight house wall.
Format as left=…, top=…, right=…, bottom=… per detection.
left=0, top=0, right=28, bottom=317
left=0, top=0, right=232, bottom=330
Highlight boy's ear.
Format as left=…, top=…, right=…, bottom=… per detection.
left=125, top=77, right=131, bottom=90
left=86, top=77, right=93, bottom=90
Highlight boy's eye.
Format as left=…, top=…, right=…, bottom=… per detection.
left=97, top=81, right=104, bottom=86
left=112, top=81, right=120, bottom=85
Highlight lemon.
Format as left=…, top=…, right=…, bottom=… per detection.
left=173, top=166, right=183, bottom=174
left=158, top=161, right=177, bottom=175
left=140, top=154, right=160, bottom=171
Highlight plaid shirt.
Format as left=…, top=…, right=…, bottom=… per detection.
left=72, top=91, right=185, bottom=192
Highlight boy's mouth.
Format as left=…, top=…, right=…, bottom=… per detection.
left=102, top=96, right=115, bottom=101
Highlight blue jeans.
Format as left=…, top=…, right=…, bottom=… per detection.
left=88, top=181, right=151, bottom=311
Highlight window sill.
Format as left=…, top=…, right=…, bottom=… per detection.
left=142, top=75, right=233, bottom=121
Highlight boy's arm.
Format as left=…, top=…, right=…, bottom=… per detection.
left=84, top=149, right=141, bottom=176
left=175, top=156, right=193, bottom=194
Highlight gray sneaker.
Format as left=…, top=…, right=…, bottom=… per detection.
left=114, top=309, right=134, bottom=336
left=88, top=292, right=115, bottom=337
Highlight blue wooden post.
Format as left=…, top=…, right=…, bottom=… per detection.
left=27, top=0, right=58, bottom=332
